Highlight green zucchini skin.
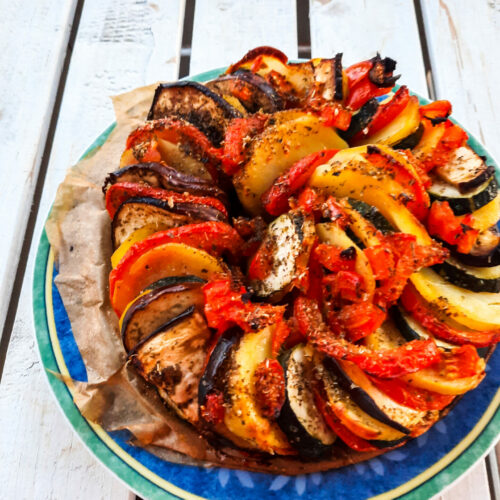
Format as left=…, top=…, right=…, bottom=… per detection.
left=348, top=199, right=395, bottom=234
left=428, top=177, right=498, bottom=216
left=276, top=346, right=335, bottom=459
left=432, top=260, right=500, bottom=293
left=393, top=123, right=424, bottom=150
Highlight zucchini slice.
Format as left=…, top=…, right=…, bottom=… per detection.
left=390, top=306, right=456, bottom=350
left=277, top=345, right=336, bottom=458
left=432, top=258, right=500, bottom=293
left=428, top=176, right=498, bottom=216
left=250, top=209, right=316, bottom=299
left=317, top=363, right=408, bottom=442
left=434, top=146, right=495, bottom=193
left=410, top=268, right=500, bottom=331
left=224, top=325, right=294, bottom=454
left=129, top=308, right=211, bottom=424
left=347, top=198, right=395, bottom=234
left=111, top=196, right=226, bottom=249
left=120, top=276, right=206, bottom=352
left=147, top=81, right=241, bottom=146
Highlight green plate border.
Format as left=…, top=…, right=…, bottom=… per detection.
left=32, top=66, right=499, bottom=500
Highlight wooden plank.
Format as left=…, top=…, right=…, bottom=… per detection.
left=0, top=0, right=184, bottom=497
left=189, top=0, right=298, bottom=75
left=0, top=0, right=77, bottom=339
left=421, top=2, right=499, bottom=497
left=420, top=0, right=500, bottom=160
left=309, top=0, right=429, bottom=97
left=436, top=459, right=491, bottom=500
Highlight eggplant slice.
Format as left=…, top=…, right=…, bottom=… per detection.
left=121, top=276, right=206, bottom=352
left=147, top=81, right=242, bottom=146
left=428, top=175, right=498, bottom=216
left=446, top=227, right=500, bottom=267
left=129, top=307, right=211, bottom=424
left=435, top=146, right=495, bottom=194
left=207, top=70, right=284, bottom=113
left=277, top=345, right=336, bottom=458
left=103, top=163, right=228, bottom=207
left=111, top=196, right=227, bottom=249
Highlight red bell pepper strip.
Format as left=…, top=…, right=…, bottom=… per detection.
left=105, top=182, right=228, bottom=219
left=254, top=358, right=286, bottom=418
left=203, top=279, right=285, bottom=335
left=363, top=146, right=430, bottom=221
left=337, top=300, right=387, bottom=342
left=369, top=376, right=455, bottom=411
left=313, top=244, right=357, bottom=273
left=271, top=318, right=291, bottom=358
left=222, top=114, right=268, bottom=175
left=319, top=104, right=352, bottom=130
left=109, top=222, right=242, bottom=315
left=323, top=271, right=364, bottom=303
left=294, top=296, right=441, bottom=378
left=364, top=245, right=395, bottom=281
left=400, top=283, right=500, bottom=347
left=261, top=150, right=338, bottom=216
left=345, top=79, right=393, bottom=111
left=313, top=389, right=378, bottom=452
left=419, top=100, right=452, bottom=121
left=427, top=201, right=479, bottom=254
left=356, top=86, right=411, bottom=137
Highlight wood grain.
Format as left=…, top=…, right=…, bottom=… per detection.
left=189, top=0, right=298, bottom=75
left=309, top=0, right=429, bottom=97
left=0, top=0, right=77, bottom=340
left=0, top=0, right=184, bottom=497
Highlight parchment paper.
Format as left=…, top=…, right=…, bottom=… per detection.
left=44, top=84, right=387, bottom=474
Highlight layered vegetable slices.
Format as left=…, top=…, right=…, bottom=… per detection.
left=104, top=46, right=499, bottom=461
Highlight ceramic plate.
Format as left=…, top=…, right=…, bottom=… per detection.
left=33, top=67, right=500, bottom=500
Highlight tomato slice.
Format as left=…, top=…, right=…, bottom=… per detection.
left=419, top=100, right=452, bottom=121
left=319, top=104, right=352, bottom=130
left=294, top=296, right=441, bottom=378
left=271, top=318, right=291, bottom=358
left=313, top=244, right=357, bottom=273
left=261, top=150, right=338, bottom=216
left=369, top=376, right=455, bottom=411
left=105, top=182, right=228, bottom=219
left=254, top=358, right=286, bottom=418
left=400, top=284, right=500, bottom=347
left=346, top=79, right=392, bottom=110
left=200, top=391, right=225, bottom=424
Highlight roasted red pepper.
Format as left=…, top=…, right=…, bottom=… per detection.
left=203, top=279, right=285, bottom=335
left=319, top=104, right=352, bottom=130
left=294, top=296, right=441, bottom=378
left=400, top=283, right=500, bottom=347
left=105, top=182, right=228, bottom=219
left=369, top=376, right=454, bottom=411
left=271, top=318, right=291, bottom=358
left=358, top=86, right=411, bottom=137
left=261, top=150, right=338, bottom=216
left=314, top=244, right=357, bottom=273
left=254, top=358, right=286, bottom=419
left=363, top=146, right=430, bottom=221
left=419, top=100, right=452, bottom=122
left=346, top=79, right=393, bottom=111
left=427, top=201, right=479, bottom=254
left=222, top=114, right=268, bottom=175
left=323, top=271, right=364, bottom=303
left=364, top=245, right=395, bottom=281
left=337, top=300, right=387, bottom=342
left=313, top=389, right=378, bottom=452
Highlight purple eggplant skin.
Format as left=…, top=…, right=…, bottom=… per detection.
left=207, top=70, right=284, bottom=113
left=333, top=53, right=343, bottom=101
left=323, top=357, right=411, bottom=435
left=369, top=437, right=407, bottom=449
left=127, top=306, right=195, bottom=357
left=102, top=163, right=229, bottom=207
left=198, top=327, right=242, bottom=409
left=147, top=81, right=241, bottom=146
left=368, top=53, right=400, bottom=87
left=111, top=196, right=228, bottom=249
left=121, top=278, right=206, bottom=353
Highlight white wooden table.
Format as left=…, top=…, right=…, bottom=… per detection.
left=0, top=0, right=498, bottom=498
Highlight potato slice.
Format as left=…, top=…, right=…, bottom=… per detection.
left=234, top=114, right=348, bottom=215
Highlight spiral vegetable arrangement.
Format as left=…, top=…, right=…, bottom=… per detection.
left=102, top=47, right=499, bottom=460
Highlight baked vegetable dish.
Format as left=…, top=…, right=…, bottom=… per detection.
left=103, top=46, right=500, bottom=465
